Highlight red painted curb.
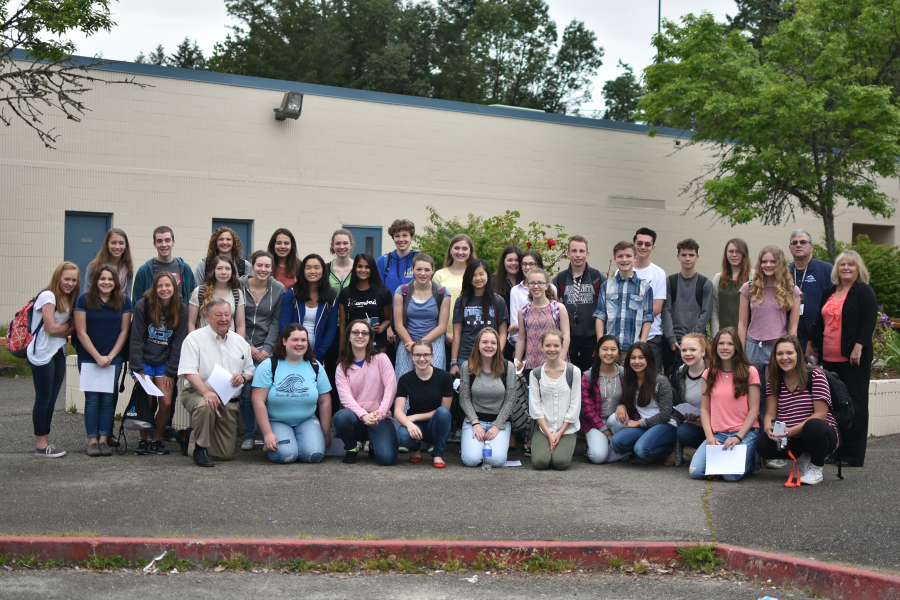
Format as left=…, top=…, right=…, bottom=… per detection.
left=1, top=537, right=897, bottom=600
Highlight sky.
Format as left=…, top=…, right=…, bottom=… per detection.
left=65, top=0, right=739, bottom=113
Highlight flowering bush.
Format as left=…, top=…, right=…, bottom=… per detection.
left=415, top=207, right=570, bottom=275
left=813, top=235, right=900, bottom=318
left=873, top=309, right=896, bottom=364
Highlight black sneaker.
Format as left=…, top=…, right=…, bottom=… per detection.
left=162, top=426, right=178, bottom=442
left=134, top=440, right=150, bottom=455
left=149, top=441, right=170, bottom=455
left=343, top=449, right=358, bottom=464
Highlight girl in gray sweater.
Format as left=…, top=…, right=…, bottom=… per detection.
left=607, top=341, right=678, bottom=464
left=459, top=327, right=516, bottom=468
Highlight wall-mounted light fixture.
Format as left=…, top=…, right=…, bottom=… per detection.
left=274, top=92, right=303, bottom=120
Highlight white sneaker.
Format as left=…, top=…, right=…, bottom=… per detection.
left=765, top=459, right=788, bottom=469
left=241, top=438, right=255, bottom=451
left=796, top=452, right=812, bottom=476
left=800, top=464, right=824, bottom=485
left=398, top=446, right=409, bottom=453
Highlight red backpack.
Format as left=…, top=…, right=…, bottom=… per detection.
left=7, top=291, right=48, bottom=359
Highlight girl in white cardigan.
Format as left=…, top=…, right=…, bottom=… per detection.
left=529, top=329, right=581, bottom=470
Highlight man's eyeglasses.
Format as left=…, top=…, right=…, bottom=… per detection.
left=789, top=240, right=810, bottom=246
left=635, top=242, right=653, bottom=247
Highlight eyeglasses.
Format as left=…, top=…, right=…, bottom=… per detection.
left=527, top=281, right=548, bottom=288
left=350, top=330, right=370, bottom=337
left=522, top=262, right=537, bottom=268
left=412, top=353, right=433, bottom=359
left=789, top=240, right=810, bottom=246
left=635, top=242, right=653, bottom=247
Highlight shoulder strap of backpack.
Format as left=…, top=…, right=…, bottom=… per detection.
left=695, top=274, right=708, bottom=307
left=270, top=355, right=278, bottom=380
left=533, top=366, right=542, bottom=384
left=565, top=363, right=575, bottom=388
left=431, top=282, right=445, bottom=308
left=232, top=288, right=240, bottom=307
left=310, top=358, right=320, bottom=381
left=383, top=253, right=392, bottom=279
left=667, top=273, right=679, bottom=305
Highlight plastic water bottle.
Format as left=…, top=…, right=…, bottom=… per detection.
left=482, top=441, right=492, bottom=471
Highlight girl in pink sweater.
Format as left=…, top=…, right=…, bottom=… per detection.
left=334, top=319, right=399, bottom=465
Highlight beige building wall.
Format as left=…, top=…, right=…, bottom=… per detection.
left=1, top=61, right=898, bottom=318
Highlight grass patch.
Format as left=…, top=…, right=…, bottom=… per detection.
left=319, top=559, right=356, bottom=572
left=135, top=557, right=150, bottom=568
left=632, top=560, right=647, bottom=574
left=430, top=550, right=464, bottom=572
left=85, top=555, right=129, bottom=570
left=522, top=551, right=577, bottom=573
left=606, top=555, right=624, bottom=569
left=700, top=481, right=718, bottom=542
left=157, top=552, right=194, bottom=571
left=17, top=554, right=36, bottom=567
left=218, top=552, right=260, bottom=571
left=285, top=558, right=310, bottom=572
left=0, top=555, right=10, bottom=567
left=677, top=543, right=723, bottom=574
left=43, top=558, right=67, bottom=568
left=362, top=552, right=423, bottom=573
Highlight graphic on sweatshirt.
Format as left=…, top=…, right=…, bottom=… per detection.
left=148, top=323, right=173, bottom=344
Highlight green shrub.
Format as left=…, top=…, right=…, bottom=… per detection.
left=813, top=235, right=900, bottom=318
left=415, top=207, right=570, bottom=275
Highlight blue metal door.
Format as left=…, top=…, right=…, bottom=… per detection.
left=212, top=219, right=253, bottom=259
left=64, top=212, right=111, bottom=283
left=343, top=225, right=382, bottom=259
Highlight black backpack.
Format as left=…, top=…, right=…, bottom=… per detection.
left=667, top=273, right=709, bottom=308
left=269, top=355, right=320, bottom=385
left=806, top=368, right=854, bottom=479
left=196, top=286, right=241, bottom=326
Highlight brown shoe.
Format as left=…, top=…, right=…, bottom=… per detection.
left=663, top=450, right=676, bottom=466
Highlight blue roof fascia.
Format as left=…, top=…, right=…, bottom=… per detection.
left=11, top=48, right=690, bottom=139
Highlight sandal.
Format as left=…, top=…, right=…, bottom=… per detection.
left=433, top=457, right=446, bottom=468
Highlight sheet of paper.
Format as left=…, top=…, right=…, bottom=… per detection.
left=134, top=373, right=164, bottom=396
left=502, top=460, right=523, bottom=467
left=704, top=444, right=748, bottom=476
left=207, top=363, right=242, bottom=405
left=674, top=403, right=701, bottom=417
left=79, top=363, right=115, bottom=393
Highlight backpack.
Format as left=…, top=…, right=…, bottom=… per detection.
left=667, top=273, right=709, bottom=308
left=7, top=290, right=49, bottom=358
left=806, top=368, right=854, bottom=479
left=196, top=286, right=241, bottom=327
left=399, top=282, right=446, bottom=329
left=532, top=362, right=576, bottom=388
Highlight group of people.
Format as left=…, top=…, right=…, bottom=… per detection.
left=24, top=220, right=877, bottom=484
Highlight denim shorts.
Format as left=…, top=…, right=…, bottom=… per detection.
left=137, top=363, right=167, bottom=378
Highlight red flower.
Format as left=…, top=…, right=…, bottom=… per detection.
left=526, top=241, right=532, bottom=249
left=547, top=238, right=556, bottom=249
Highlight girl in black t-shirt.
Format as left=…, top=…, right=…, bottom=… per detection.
left=338, top=253, right=393, bottom=350
left=395, top=339, right=454, bottom=467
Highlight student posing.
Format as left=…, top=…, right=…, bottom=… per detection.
left=238, top=251, right=285, bottom=451
left=130, top=272, right=189, bottom=455
left=280, top=254, right=339, bottom=361
left=493, top=245, right=524, bottom=360
left=633, top=228, right=667, bottom=369
left=432, top=234, right=475, bottom=352
left=581, top=335, right=627, bottom=464
left=267, top=228, right=300, bottom=289
left=529, top=329, right=581, bottom=470
left=688, top=327, right=760, bottom=482
left=514, top=268, right=569, bottom=374
left=393, top=253, right=450, bottom=378
left=594, top=242, right=654, bottom=358
left=194, top=226, right=252, bottom=285
left=758, top=336, right=840, bottom=485
left=552, top=236, right=606, bottom=373
left=75, top=264, right=132, bottom=457
left=84, top=228, right=134, bottom=298
left=711, top=238, right=753, bottom=337
left=132, top=226, right=196, bottom=304
left=251, top=324, right=333, bottom=464
left=508, top=250, right=557, bottom=352
left=29, top=262, right=80, bottom=458
left=394, top=340, right=454, bottom=468
left=450, top=259, right=509, bottom=376
left=671, top=333, right=709, bottom=465
left=661, top=238, right=713, bottom=373
left=334, top=320, right=399, bottom=465
left=607, top=341, right=679, bottom=464
left=339, top=253, right=392, bottom=351
left=189, top=255, right=246, bottom=336
left=459, top=328, right=516, bottom=468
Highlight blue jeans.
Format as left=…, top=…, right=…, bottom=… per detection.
left=30, top=348, right=67, bottom=437
left=80, top=357, right=123, bottom=439
left=268, top=417, right=325, bottom=464
left=689, top=429, right=759, bottom=482
left=461, top=420, right=511, bottom=467
left=676, top=421, right=706, bottom=449
left=397, top=406, right=452, bottom=458
left=610, top=422, right=677, bottom=460
left=333, top=408, right=399, bottom=466
left=239, top=358, right=261, bottom=441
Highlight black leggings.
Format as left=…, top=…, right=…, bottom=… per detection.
left=757, top=418, right=837, bottom=467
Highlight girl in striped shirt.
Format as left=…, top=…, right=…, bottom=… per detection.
left=758, top=335, right=840, bottom=485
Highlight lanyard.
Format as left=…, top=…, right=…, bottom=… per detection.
left=794, top=265, right=808, bottom=293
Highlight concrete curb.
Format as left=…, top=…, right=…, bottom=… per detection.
left=1, top=537, right=897, bottom=599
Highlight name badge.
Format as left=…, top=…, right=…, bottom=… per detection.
left=799, top=303, right=804, bottom=316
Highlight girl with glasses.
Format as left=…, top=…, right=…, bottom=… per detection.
left=333, top=320, right=399, bottom=465
left=394, top=339, right=454, bottom=467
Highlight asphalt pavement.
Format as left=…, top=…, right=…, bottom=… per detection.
left=1, top=377, right=897, bottom=574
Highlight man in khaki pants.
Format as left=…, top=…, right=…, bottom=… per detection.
left=177, top=298, right=255, bottom=467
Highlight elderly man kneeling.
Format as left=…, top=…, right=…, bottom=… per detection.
left=177, top=298, right=255, bottom=467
